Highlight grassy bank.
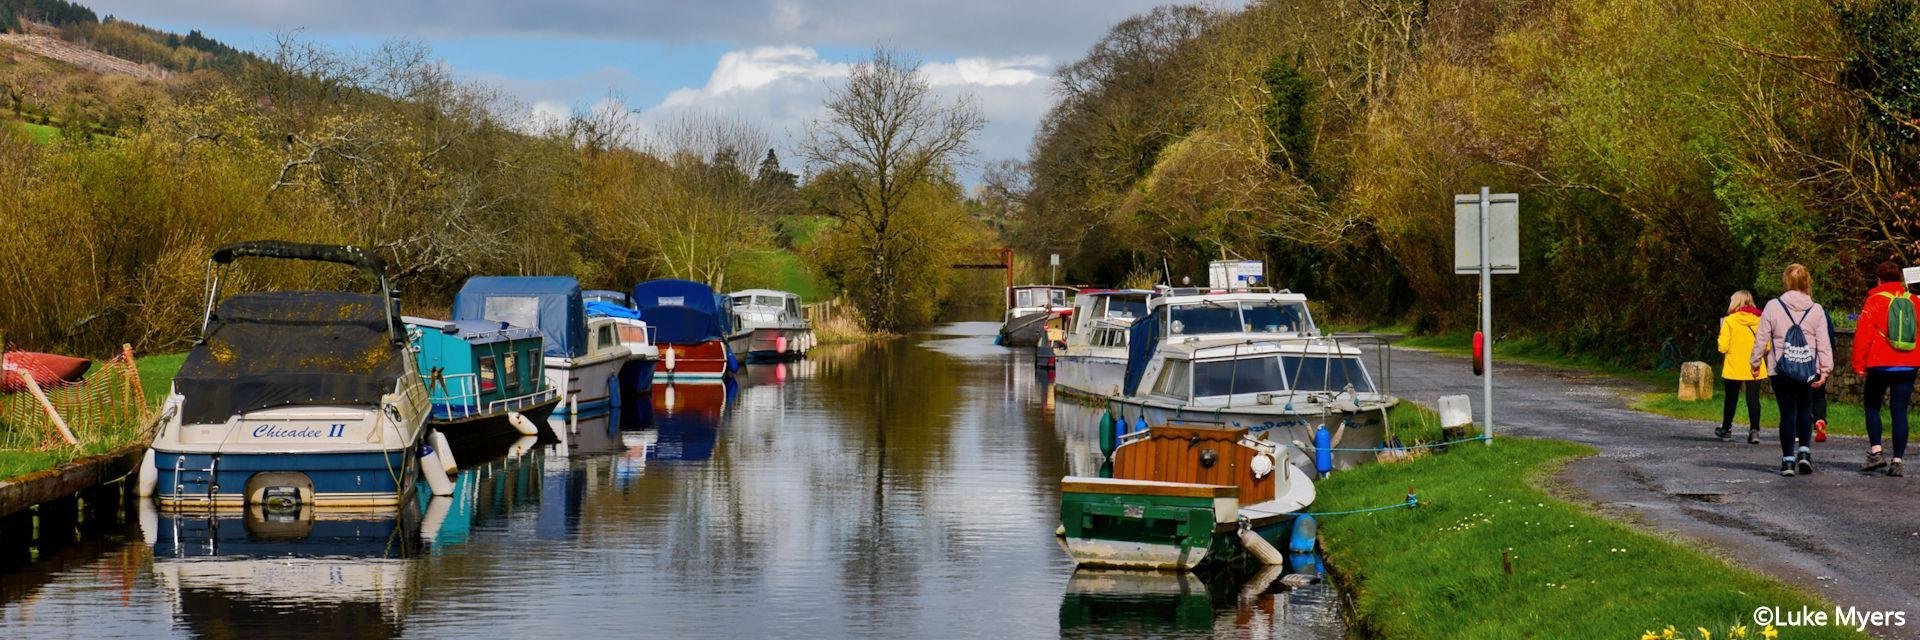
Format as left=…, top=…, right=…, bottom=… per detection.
left=0, top=351, right=183, bottom=482
left=1314, top=438, right=1864, bottom=639
left=1632, top=393, right=1919, bottom=439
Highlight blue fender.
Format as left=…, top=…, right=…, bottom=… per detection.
left=1314, top=426, right=1333, bottom=478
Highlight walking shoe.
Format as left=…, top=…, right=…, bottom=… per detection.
left=1891, top=460, right=1905, bottom=478
left=1815, top=419, right=1828, bottom=443
left=1715, top=425, right=1732, bottom=442
left=1862, top=450, right=1887, bottom=474
left=1796, top=448, right=1816, bottom=475
left=1780, top=460, right=1796, bottom=477
left=1748, top=428, right=1761, bottom=444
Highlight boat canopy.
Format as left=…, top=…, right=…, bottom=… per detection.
left=582, top=289, right=629, bottom=306
left=584, top=300, right=643, bottom=321
left=632, top=279, right=730, bottom=344
left=1121, top=315, right=1162, bottom=396
left=175, top=292, right=404, bottom=425
left=452, top=276, right=587, bottom=358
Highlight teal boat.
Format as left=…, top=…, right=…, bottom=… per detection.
left=405, top=316, right=561, bottom=437
left=1059, top=424, right=1315, bottom=571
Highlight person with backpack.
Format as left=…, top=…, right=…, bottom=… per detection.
left=1851, top=261, right=1920, bottom=477
left=1716, top=290, right=1766, bottom=444
left=1750, top=264, right=1834, bottom=477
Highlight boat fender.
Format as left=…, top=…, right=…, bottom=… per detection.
left=608, top=375, right=622, bottom=415
left=507, top=410, right=539, bottom=436
left=418, top=444, right=454, bottom=497
left=135, top=448, right=157, bottom=498
left=1098, top=411, right=1117, bottom=458
left=1288, top=514, right=1319, bottom=554
left=431, top=430, right=458, bottom=476
left=1238, top=524, right=1286, bottom=566
left=506, top=434, right=538, bottom=460
left=1250, top=452, right=1274, bottom=480
left=1135, top=416, right=1148, bottom=437
left=422, top=495, right=452, bottom=545
left=1313, top=426, right=1333, bottom=478
left=665, top=348, right=676, bottom=371
left=137, top=499, right=158, bottom=546
left=776, top=335, right=787, bottom=353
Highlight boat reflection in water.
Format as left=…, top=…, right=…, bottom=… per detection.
left=140, top=501, right=424, bottom=639
left=645, top=379, right=735, bottom=463
left=419, top=429, right=549, bottom=551
left=1059, top=567, right=1344, bottom=639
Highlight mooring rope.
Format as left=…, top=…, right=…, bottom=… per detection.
left=1301, top=491, right=1421, bottom=517
left=1315, top=434, right=1491, bottom=453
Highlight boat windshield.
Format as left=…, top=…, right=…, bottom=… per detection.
left=1241, top=300, right=1310, bottom=333
left=1283, top=355, right=1374, bottom=393
left=1167, top=303, right=1242, bottom=335
left=1105, top=297, right=1148, bottom=320
left=1013, top=288, right=1068, bottom=309
left=1191, top=356, right=1287, bottom=398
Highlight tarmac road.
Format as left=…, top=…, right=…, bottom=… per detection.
left=1388, top=346, right=1920, bottom=639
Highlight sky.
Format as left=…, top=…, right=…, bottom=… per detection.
left=82, top=0, right=1245, bottom=183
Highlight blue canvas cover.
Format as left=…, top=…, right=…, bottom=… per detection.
left=630, top=279, right=726, bottom=343
left=584, top=300, right=643, bottom=321
left=582, top=289, right=629, bottom=306
left=1122, top=312, right=1163, bottom=396
left=452, top=276, right=586, bottom=358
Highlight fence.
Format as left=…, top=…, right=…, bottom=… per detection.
left=0, top=345, right=152, bottom=453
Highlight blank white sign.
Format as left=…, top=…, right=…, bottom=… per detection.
left=1455, top=193, right=1519, bottom=274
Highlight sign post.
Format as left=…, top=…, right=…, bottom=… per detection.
left=1050, top=253, right=1061, bottom=285
left=1454, top=189, right=1518, bottom=444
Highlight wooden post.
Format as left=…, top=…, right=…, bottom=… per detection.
left=17, top=369, right=78, bottom=446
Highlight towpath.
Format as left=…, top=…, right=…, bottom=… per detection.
left=1389, top=347, right=1920, bottom=639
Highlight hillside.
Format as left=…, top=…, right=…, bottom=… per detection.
left=0, top=33, right=163, bottom=79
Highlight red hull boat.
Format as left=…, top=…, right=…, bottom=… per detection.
left=1, top=351, right=92, bottom=393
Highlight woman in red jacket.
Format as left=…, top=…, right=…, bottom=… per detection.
left=1853, top=261, right=1920, bottom=477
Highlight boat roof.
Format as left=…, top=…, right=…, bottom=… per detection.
left=730, top=289, right=800, bottom=299
left=1157, top=336, right=1363, bottom=359
left=452, top=276, right=587, bottom=358
left=631, top=279, right=729, bottom=342
left=1078, top=289, right=1155, bottom=299
left=1153, top=290, right=1308, bottom=306
left=403, top=316, right=540, bottom=343
left=1007, top=284, right=1077, bottom=291
left=176, top=291, right=405, bottom=425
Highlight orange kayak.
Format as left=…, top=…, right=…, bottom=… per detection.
left=1, top=351, right=92, bottom=393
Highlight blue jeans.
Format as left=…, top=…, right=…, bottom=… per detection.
left=1865, top=368, right=1917, bottom=459
left=1772, top=375, right=1814, bottom=459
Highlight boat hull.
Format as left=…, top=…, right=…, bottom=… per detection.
left=998, top=311, right=1059, bottom=347
left=547, top=354, right=628, bottom=417
left=426, top=394, right=560, bottom=435
left=1107, top=397, right=1397, bottom=475
left=655, top=340, right=733, bottom=380
left=0, top=351, right=91, bottom=392
left=1055, top=354, right=1127, bottom=398
left=729, top=327, right=813, bottom=362
left=151, top=448, right=419, bottom=510
left=1059, top=482, right=1294, bottom=571
left=620, top=357, right=659, bottom=395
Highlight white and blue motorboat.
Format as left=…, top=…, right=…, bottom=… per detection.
left=452, top=276, right=630, bottom=419
left=145, top=241, right=431, bottom=511
left=1054, top=289, right=1154, bottom=398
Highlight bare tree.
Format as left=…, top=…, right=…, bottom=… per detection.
left=802, top=47, right=984, bottom=330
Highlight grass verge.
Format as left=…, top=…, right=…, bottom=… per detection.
left=1631, top=392, right=1917, bottom=439
left=0, top=351, right=183, bottom=482
left=1314, top=437, right=1864, bottom=639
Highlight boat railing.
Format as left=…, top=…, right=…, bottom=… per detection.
left=420, top=373, right=556, bottom=420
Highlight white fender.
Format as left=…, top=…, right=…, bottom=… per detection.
left=664, top=348, right=677, bottom=371
left=137, top=498, right=158, bottom=546
left=135, top=449, right=157, bottom=498
left=776, top=334, right=788, bottom=354
left=568, top=395, right=579, bottom=433
left=1239, top=528, right=1286, bottom=566
left=431, top=430, right=457, bottom=476
left=506, top=434, right=538, bottom=460
left=419, top=446, right=453, bottom=496
left=507, top=410, right=539, bottom=436
left=421, top=495, right=452, bottom=545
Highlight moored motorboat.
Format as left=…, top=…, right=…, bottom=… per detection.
left=631, top=279, right=737, bottom=380
left=453, top=276, right=630, bottom=419
left=1059, top=424, right=1316, bottom=571
left=1054, top=289, right=1153, bottom=397
left=725, top=289, right=815, bottom=362
left=583, top=297, right=661, bottom=395
left=146, top=241, right=430, bottom=511
left=404, top=316, right=561, bottom=439
left=997, top=284, right=1075, bottom=348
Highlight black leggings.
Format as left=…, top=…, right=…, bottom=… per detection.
left=1772, top=375, right=1814, bottom=459
left=1864, top=368, right=1917, bottom=459
left=1721, top=379, right=1761, bottom=431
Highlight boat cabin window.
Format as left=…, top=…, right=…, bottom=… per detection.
left=1151, top=360, right=1191, bottom=399
left=1013, top=288, right=1068, bottom=309
left=527, top=348, right=542, bottom=381
left=1282, top=356, right=1375, bottom=393
left=1167, top=303, right=1242, bottom=335
left=1105, top=297, right=1147, bottom=320
left=1192, top=356, right=1288, bottom=398
left=732, top=296, right=752, bottom=308
left=478, top=355, right=498, bottom=393
left=1093, top=327, right=1128, bottom=348
left=1164, top=300, right=1313, bottom=336
left=1241, top=301, right=1309, bottom=333
left=616, top=323, right=649, bottom=346
left=482, top=296, right=541, bottom=332
left=502, top=352, right=520, bottom=390
left=785, top=298, right=801, bottom=317
left=597, top=325, right=616, bottom=352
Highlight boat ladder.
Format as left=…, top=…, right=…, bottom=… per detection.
left=169, top=453, right=220, bottom=506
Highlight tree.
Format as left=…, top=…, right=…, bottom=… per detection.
left=801, top=48, right=984, bottom=331
left=755, top=148, right=797, bottom=191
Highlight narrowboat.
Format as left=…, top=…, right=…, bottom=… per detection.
left=582, top=295, right=661, bottom=394
left=1054, top=289, right=1153, bottom=398
left=452, top=276, right=630, bottom=418
left=630, top=279, right=738, bottom=380
left=997, top=284, right=1076, bottom=348
left=726, top=289, right=815, bottom=362
left=1059, top=424, right=1316, bottom=571
left=145, top=241, right=430, bottom=511
left=403, top=316, right=561, bottom=437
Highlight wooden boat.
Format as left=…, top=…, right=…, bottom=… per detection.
left=725, top=289, right=816, bottom=362
left=0, top=350, right=91, bottom=392
left=1059, top=424, right=1315, bottom=571
left=147, top=241, right=431, bottom=511
left=404, top=316, right=561, bottom=437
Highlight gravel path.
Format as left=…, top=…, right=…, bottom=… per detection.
left=1389, top=347, right=1920, bottom=638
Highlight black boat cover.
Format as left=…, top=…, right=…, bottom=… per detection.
left=175, top=291, right=405, bottom=425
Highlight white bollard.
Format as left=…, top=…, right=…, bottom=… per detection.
left=136, top=449, right=158, bottom=498
left=1438, top=395, right=1474, bottom=430
left=507, top=410, right=539, bottom=436
left=431, top=430, right=457, bottom=476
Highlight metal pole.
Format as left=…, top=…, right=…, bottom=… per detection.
left=1480, top=186, right=1494, bottom=445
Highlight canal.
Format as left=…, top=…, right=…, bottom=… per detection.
left=0, top=321, right=1343, bottom=639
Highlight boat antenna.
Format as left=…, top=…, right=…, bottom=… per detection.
left=1161, top=255, right=1173, bottom=286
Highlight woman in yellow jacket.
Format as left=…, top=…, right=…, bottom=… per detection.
left=1718, top=290, right=1767, bottom=443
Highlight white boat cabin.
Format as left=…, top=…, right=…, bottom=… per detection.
left=729, top=289, right=808, bottom=329
left=1065, top=290, right=1153, bottom=350
left=1150, top=290, right=1316, bottom=340
left=1134, top=337, right=1381, bottom=407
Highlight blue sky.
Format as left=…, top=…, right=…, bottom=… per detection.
left=83, top=1, right=1239, bottom=180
